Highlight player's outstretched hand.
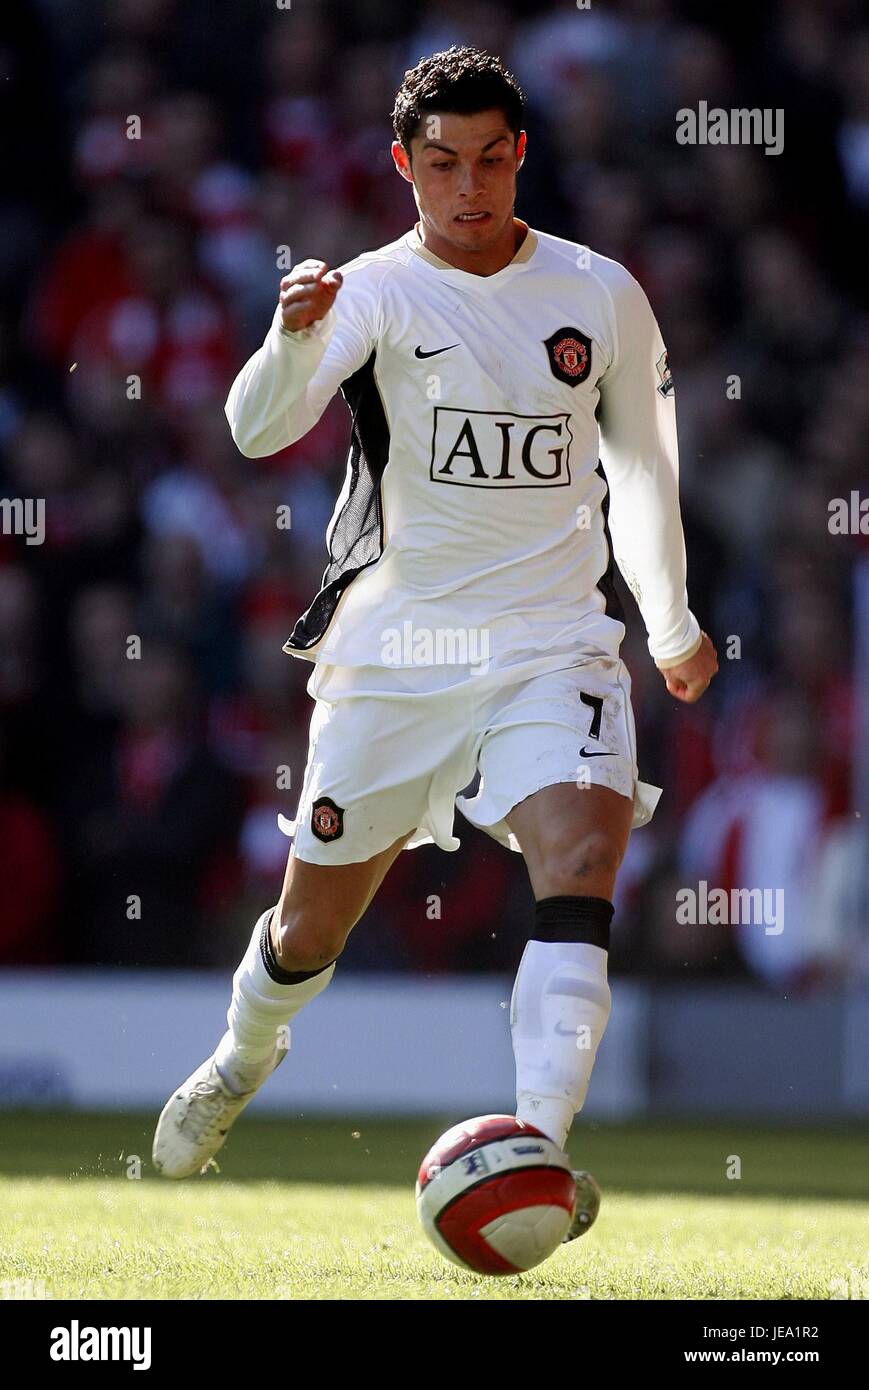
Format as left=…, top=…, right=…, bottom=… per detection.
left=656, top=630, right=718, bottom=703
left=279, top=260, right=343, bottom=333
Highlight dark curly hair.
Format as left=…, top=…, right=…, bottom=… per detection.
left=391, top=46, right=525, bottom=156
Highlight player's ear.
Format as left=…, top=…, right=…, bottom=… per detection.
left=515, top=130, right=527, bottom=169
left=392, top=139, right=414, bottom=183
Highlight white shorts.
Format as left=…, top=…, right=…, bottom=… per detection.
left=279, top=656, right=662, bottom=865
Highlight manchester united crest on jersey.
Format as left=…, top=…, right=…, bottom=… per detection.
left=544, top=327, right=592, bottom=386
left=311, top=796, right=344, bottom=842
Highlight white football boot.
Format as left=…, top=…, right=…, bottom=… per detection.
left=152, top=1047, right=286, bottom=1179
left=562, top=1169, right=602, bottom=1242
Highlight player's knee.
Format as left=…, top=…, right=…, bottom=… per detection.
left=272, top=907, right=350, bottom=972
left=539, top=828, right=625, bottom=890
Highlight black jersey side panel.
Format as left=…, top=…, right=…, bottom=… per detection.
left=283, top=352, right=388, bottom=651
left=594, top=459, right=626, bottom=627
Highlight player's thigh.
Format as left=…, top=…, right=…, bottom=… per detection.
left=274, top=829, right=412, bottom=966
left=480, top=657, right=640, bottom=899
left=506, top=781, right=634, bottom=900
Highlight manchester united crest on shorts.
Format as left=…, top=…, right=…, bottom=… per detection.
left=311, top=796, right=344, bottom=843
left=544, top=327, right=592, bottom=387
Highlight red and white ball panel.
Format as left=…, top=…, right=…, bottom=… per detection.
left=416, top=1115, right=576, bottom=1275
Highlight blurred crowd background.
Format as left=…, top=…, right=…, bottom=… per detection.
left=1, top=0, right=867, bottom=988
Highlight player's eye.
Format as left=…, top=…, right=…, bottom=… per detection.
left=483, top=157, right=503, bottom=165
left=431, top=161, right=454, bottom=171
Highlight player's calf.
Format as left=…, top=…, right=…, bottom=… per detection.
left=270, top=905, right=350, bottom=975
left=508, top=782, right=634, bottom=901
left=269, top=834, right=409, bottom=971
left=535, top=826, right=625, bottom=899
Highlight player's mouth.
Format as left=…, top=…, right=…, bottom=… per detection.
left=454, top=211, right=491, bottom=224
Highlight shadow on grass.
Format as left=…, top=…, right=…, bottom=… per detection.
left=0, top=1111, right=868, bottom=1202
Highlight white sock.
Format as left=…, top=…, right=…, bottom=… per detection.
left=510, top=940, right=611, bottom=1151
left=214, top=908, right=336, bottom=1094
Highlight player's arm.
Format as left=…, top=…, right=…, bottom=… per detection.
left=597, top=269, right=718, bottom=702
left=225, top=259, right=374, bottom=458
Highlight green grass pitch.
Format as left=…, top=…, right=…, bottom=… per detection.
left=1, top=1112, right=867, bottom=1300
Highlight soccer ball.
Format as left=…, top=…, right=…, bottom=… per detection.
left=416, top=1114, right=576, bottom=1275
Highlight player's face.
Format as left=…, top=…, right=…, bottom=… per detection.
left=392, top=109, right=526, bottom=259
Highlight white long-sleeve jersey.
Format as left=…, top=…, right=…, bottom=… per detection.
left=225, top=221, right=701, bottom=683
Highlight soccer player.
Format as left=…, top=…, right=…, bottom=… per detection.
left=153, top=47, right=718, bottom=1240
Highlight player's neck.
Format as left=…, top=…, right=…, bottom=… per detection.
left=416, top=216, right=528, bottom=276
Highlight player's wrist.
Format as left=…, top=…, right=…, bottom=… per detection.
left=274, top=305, right=335, bottom=341
left=653, top=630, right=703, bottom=670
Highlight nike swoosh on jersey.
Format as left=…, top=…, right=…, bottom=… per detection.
left=414, top=343, right=460, bottom=358
left=578, top=746, right=615, bottom=758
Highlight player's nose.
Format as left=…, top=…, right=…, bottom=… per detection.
left=455, top=163, right=484, bottom=196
